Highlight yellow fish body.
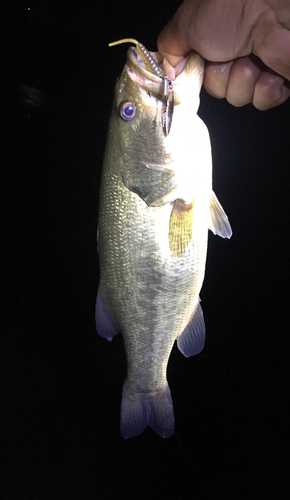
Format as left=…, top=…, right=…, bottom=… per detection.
left=96, top=40, right=232, bottom=438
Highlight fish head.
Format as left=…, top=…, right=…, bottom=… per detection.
left=109, top=45, right=172, bottom=202
left=112, top=45, right=205, bottom=144
left=112, top=45, right=166, bottom=155
left=108, top=44, right=208, bottom=206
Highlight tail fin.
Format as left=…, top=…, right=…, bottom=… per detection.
left=120, top=379, right=175, bottom=439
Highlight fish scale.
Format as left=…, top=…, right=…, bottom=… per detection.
left=96, top=41, right=232, bottom=438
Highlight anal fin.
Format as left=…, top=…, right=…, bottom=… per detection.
left=177, top=301, right=205, bottom=357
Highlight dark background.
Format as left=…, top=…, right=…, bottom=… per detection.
left=1, top=1, right=289, bottom=499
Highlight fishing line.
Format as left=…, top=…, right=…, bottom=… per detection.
left=173, top=431, right=201, bottom=476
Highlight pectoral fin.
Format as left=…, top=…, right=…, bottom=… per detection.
left=209, top=191, right=232, bottom=238
left=169, top=199, right=194, bottom=257
left=177, top=301, right=205, bottom=357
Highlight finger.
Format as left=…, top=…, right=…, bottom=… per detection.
left=203, top=55, right=290, bottom=109
left=254, top=22, right=290, bottom=82
left=252, top=71, right=290, bottom=110
left=203, top=61, right=233, bottom=99
left=158, top=52, right=186, bottom=69
left=225, top=56, right=262, bottom=107
left=157, top=5, right=193, bottom=66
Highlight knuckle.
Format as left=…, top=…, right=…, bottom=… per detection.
left=253, top=73, right=287, bottom=109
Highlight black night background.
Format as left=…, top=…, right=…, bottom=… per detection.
left=1, top=1, right=289, bottom=499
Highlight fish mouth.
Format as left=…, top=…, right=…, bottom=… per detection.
left=127, top=46, right=164, bottom=84
left=125, top=46, right=166, bottom=101
left=126, top=46, right=189, bottom=83
left=126, top=46, right=203, bottom=104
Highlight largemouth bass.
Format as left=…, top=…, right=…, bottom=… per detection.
left=96, top=39, right=232, bottom=439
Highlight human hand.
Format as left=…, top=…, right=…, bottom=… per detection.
left=157, top=0, right=290, bottom=109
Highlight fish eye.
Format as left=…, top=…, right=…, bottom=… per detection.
left=119, top=102, right=137, bottom=121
